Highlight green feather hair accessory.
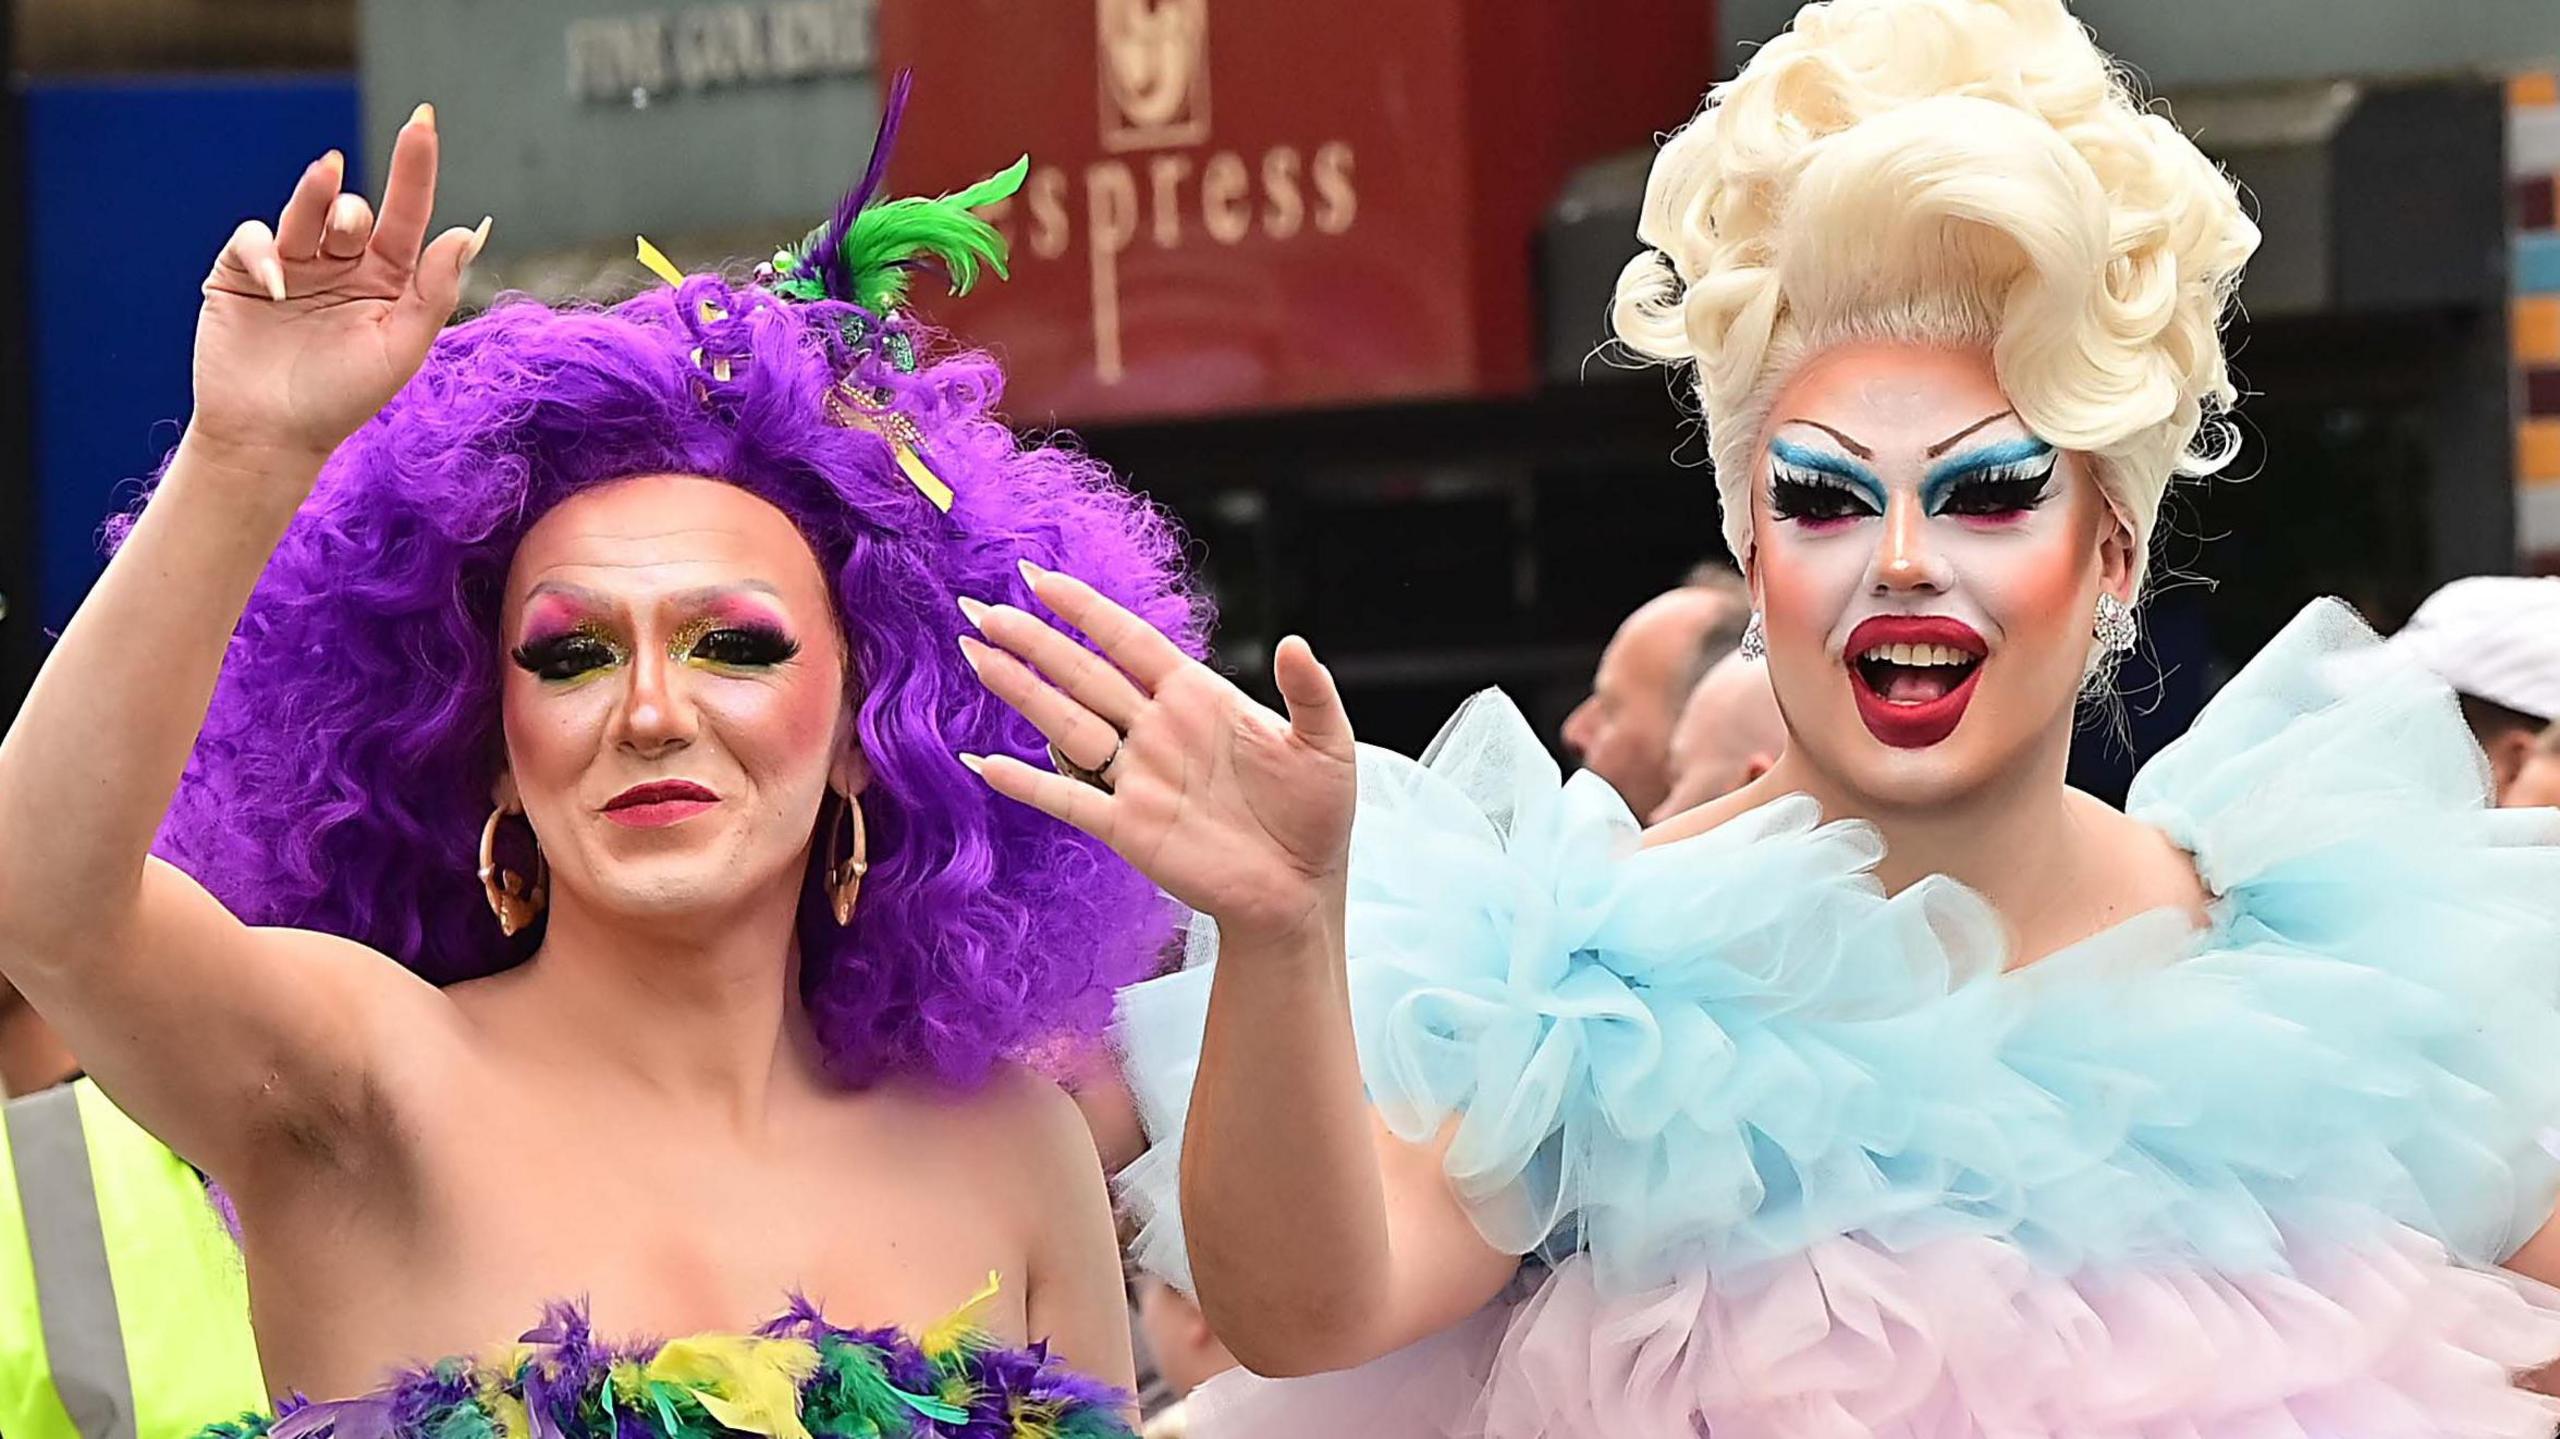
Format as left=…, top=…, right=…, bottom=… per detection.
left=763, top=154, right=1029, bottom=318
left=628, top=73, right=1024, bottom=513
left=753, top=70, right=1027, bottom=337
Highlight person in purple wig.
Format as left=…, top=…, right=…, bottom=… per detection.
left=0, top=89, right=1181, bottom=1428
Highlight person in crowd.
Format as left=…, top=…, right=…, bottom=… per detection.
left=1652, top=647, right=1786, bottom=822
left=2, top=1074, right=267, bottom=1439
left=2385, top=575, right=2560, bottom=804
left=1130, top=1275, right=1240, bottom=1439
left=1560, top=568, right=1748, bottom=819
left=0, top=85, right=1185, bottom=1434
left=2512, top=723, right=2560, bottom=810
left=955, top=0, right=2560, bottom=1432
left=4, top=970, right=268, bottom=1439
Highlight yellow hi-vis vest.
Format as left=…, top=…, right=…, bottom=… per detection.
left=0, top=1079, right=265, bottom=1439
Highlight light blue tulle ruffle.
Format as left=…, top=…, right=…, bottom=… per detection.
left=1115, top=599, right=2560, bottom=1298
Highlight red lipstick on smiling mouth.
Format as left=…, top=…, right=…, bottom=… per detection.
left=602, top=780, right=720, bottom=828
left=1844, top=616, right=1989, bottom=750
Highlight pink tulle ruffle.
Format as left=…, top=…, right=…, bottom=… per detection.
left=1484, top=1230, right=2560, bottom=1439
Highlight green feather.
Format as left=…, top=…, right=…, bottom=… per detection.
left=834, top=155, right=1029, bottom=314
left=768, top=155, right=1029, bottom=314
left=422, top=1396, right=499, bottom=1439
left=641, top=1380, right=703, bottom=1438
left=801, top=1342, right=906, bottom=1428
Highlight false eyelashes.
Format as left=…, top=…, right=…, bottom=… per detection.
left=509, top=620, right=802, bottom=682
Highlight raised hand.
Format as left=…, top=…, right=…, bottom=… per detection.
left=959, top=563, right=1357, bottom=941
left=191, top=104, right=488, bottom=471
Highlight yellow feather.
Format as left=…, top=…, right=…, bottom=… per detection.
left=1011, top=1396, right=1067, bottom=1438
left=605, top=1361, right=649, bottom=1408
left=484, top=1392, right=533, bottom=1439
left=644, top=1336, right=820, bottom=1439
left=922, top=1271, right=1004, bottom=1360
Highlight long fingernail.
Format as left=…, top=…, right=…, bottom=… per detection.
left=957, top=753, right=988, bottom=777
left=257, top=256, right=288, bottom=303
left=464, top=215, right=493, bottom=266
left=956, top=633, right=985, bottom=670
left=956, top=595, right=992, bottom=631
left=1016, top=559, right=1048, bottom=588
left=409, top=102, right=437, bottom=130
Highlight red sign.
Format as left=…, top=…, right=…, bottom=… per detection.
left=880, top=0, right=1712, bottom=423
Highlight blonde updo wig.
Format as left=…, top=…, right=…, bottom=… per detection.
left=1613, top=0, right=2259, bottom=586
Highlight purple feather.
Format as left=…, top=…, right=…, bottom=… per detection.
left=272, top=1396, right=396, bottom=1439
left=810, top=69, right=914, bottom=302
left=227, top=1298, right=1134, bottom=1439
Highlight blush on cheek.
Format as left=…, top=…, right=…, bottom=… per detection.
left=709, top=653, right=846, bottom=776
left=1958, top=498, right=2102, bottom=665
left=1754, top=529, right=1872, bottom=654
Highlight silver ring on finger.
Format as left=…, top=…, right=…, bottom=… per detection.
left=1048, top=732, right=1124, bottom=794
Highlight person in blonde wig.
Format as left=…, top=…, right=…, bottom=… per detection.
left=1615, top=0, right=2258, bottom=597
left=949, top=0, right=2560, bottom=1433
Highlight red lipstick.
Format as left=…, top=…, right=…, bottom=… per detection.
left=1844, top=616, right=1988, bottom=750
left=602, top=780, right=719, bottom=828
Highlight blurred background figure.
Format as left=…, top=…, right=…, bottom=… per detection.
left=2385, top=576, right=2560, bottom=804
left=1131, top=1274, right=1239, bottom=1439
left=2511, top=724, right=2560, bottom=809
left=1561, top=567, right=1748, bottom=818
left=1654, top=649, right=1786, bottom=823
left=1, top=1065, right=265, bottom=1439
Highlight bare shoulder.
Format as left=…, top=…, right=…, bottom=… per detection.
left=860, top=1062, right=1101, bottom=1178
left=2067, top=788, right=2211, bottom=923
left=1641, top=771, right=1795, bottom=848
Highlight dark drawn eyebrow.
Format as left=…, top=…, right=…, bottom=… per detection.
left=1779, top=420, right=1874, bottom=459
left=1925, top=409, right=2018, bottom=458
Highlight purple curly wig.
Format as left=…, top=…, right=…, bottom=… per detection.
left=111, top=275, right=1205, bottom=1090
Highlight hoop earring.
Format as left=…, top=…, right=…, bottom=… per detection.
left=824, top=790, right=869, bottom=926
left=2094, top=592, right=2138, bottom=654
left=477, top=805, right=547, bottom=938
left=1737, top=610, right=1767, bottom=661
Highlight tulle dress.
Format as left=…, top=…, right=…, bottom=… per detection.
left=1116, top=599, right=2560, bottom=1438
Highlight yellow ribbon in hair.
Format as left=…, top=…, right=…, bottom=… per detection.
left=827, top=389, right=957, bottom=513
left=643, top=1335, right=822, bottom=1439
left=881, top=431, right=955, bottom=513
left=635, top=235, right=688, bottom=289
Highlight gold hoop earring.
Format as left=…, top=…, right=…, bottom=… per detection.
left=824, top=791, right=868, bottom=926
left=477, top=805, right=548, bottom=938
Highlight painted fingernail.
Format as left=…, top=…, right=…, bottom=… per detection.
left=956, top=595, right=992, bottom=630
left=956, top=634, right=985, bottom=670
left=463, top=215, right=494, bottom=266
left=957, top=753, right=988, bottom=776
left=328, top=193, right=364, bottom=234
left=409, top=102, right=437, bottom=130
left=1017, top=559, right=1049, bottom=587
left=257, top=256, right=288, bottom=303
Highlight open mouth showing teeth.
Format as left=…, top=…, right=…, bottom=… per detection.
left=1854, top=643, right=1983, bottom=705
